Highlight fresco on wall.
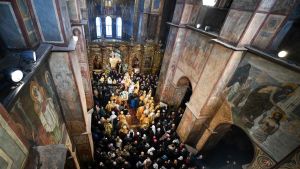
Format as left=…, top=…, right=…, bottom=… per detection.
left=0, top=2, right=26, bottom=49
left=230, top=0, right=260, bottom=11
left=49, top=53, right=86, bottom=134
left=257, top=0, right=276, bottom=12
left=0, top=105, right=28, bottom=169
left=271, top=0, right=297, bottom=14
left=181, top=31, right=198, bottom=66
left=224, top=53, right=300, bottom=162
left=31, top=0, right=63, bottom=42
left=252, top=14, right=285, bottom=49
left=9, top=63, right=64, bottom=147
left=120, top=0, right=134, bottom=21
left=189, top=2, right=201, bottom=25
left=153, top=0, right=160, bottom=9
left=156, top=28, right=177, bottom=97
left=151, top=0, right=160, bottom=12
left=30, top=81, right=61, bottom=141
left=220, top=10, right=252, bottom=44
left=277, top=147, right=300, bottom=169
left=117, top=0, right=135, bottom=38
left=17, top=0, right=39, bottom=46
left=73, top=26, right=94, bottom=109
left=147, top=15, right=158, bottom=39
left=172, top=4, right=184, bottom=24
left=180, top=31, right=209, bottom=75
left=144, top=0, right=151, bottom=13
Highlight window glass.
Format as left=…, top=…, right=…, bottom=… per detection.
left=96, top=17, right=101, bottom=38
left=106, top=16, right=112, bottom=37
left=116, top=17, right=122, bottom=38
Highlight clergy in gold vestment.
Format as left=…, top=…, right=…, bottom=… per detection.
left=136, top=105, right=145, bottom=120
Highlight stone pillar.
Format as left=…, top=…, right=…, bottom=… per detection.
left=49, top=52, right=93, bottom=164
left=0, top=0, right=40, bottom=49
left=152, top=44, right=163, bottom=75
left=156, top=0, right=194, bottom=103
left=65, top=1, right=94, bottom=164
left=141, top=13, right=149, bottom=41
left=154, top=0, right=165, bottom=42
left=72, top=25, right=94, bottom=110
left=70, top=1, right=93, bottom=114
left=132, top=0, right=140, bottom=40
left=176, top=42, right=244, bottom=147
left=67, top=0, right=82, bottom=22
left=195, top=101, right=233, bottom=150
left=177, top=104, right=210, bottom=145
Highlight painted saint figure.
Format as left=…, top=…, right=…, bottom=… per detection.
left=238, top=84, right=296, bottom=129
left=30, top=81, right=61, bottom=142
left=252, top=111, right=284, bottom=142
left=93, top=55, right=102, bottom=69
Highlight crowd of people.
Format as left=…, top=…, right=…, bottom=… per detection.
left=91, top=70, right=205, bottom=169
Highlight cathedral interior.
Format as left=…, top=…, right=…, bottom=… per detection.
left=0, top=0, right=300, bottom=169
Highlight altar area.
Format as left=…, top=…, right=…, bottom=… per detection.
left=88, top=40, right=164, bottom=75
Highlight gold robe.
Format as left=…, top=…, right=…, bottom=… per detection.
left=119, top=124, right=129, bottom=135
left=118, top=114, right=128, bottom=126
left=105, top=102, right=114, bottom=112
left=136, top=106, right=144, bottom=120
left=140, top=115, right=150, bottom=128
left=104, top=121, right=113, bottom=136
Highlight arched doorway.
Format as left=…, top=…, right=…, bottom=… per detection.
left=198, top=124, right=254, bottom=169
left=176, top=76, right=192, bottom=109
left=180, top=83, right=192, bottom=108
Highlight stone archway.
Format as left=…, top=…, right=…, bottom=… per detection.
left=174, top=76, right=193, bottom=108
left=199, top=124, right=255, bottom=169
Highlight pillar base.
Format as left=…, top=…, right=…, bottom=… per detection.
left=176, top=105, right=209, bottom=147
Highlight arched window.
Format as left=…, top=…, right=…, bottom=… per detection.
left=96, top=17, right=101, bottom=38
left=116, top=17, right=122, bottom=38
left=105, top=16, right=112, bottom=37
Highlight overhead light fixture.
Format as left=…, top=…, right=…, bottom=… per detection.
left=3, top=68, right=23, bottom=83
left=21, top=51, right=36, bottom=62
left=10, top=69, right=23, bottom=82
left=196, top=24, right=201, bottom=29
left=203, top=0, right=217, bottom=7
left=278, top=50, right=288, bottom=58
